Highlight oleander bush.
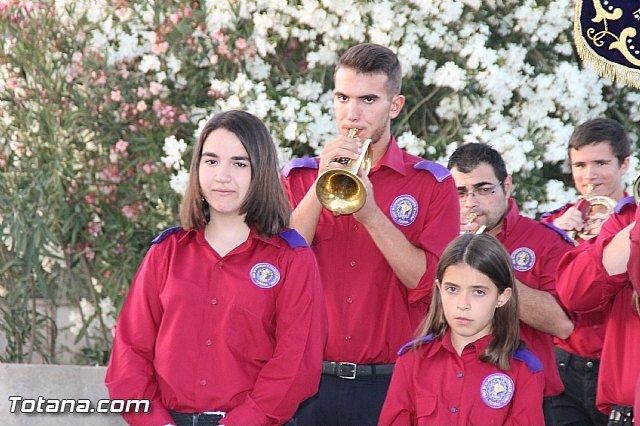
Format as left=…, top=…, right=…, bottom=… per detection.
left=1, top=0, right=638, bottom=364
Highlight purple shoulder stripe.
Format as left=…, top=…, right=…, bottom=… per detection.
left=614, top=196, right=635, bottom=214
left=279, top=229, right=308, bottom=249
left=414, top=160, right=450, bottom=182
left=541, top=222, right=575, bottom=245
left=282, top=157, right=318, bottom=177
left=540, top=203, right=570, bottom=219
left=397, top=333, right=435, bottom=356
left=512, top=348, right=543, bottom=373
left=151, top=226, right=182, bottom=245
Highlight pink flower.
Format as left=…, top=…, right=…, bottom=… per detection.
left=235, top=38, right=248, bottom=50
left=85, top=194, right=94, bottom=204
left=121, top=204, right=139, bottom=221
left=110, top=90, right=121, bottom=102
left=169, top=13, right=180, bottom=24
left=100, top=165, right=122, bottom=183
left=84, top=246, right=95, bottom=260
left=151, top=41, right=169, bottom=55
left=143, top=162, right=158, bottom=174
left=136, top=100, right=147, bottom=112
left=115, top=139, right=128, bottom=154
left=149, top=82, right=162, bottom=96
left=87, top=221, right=103, bottom=237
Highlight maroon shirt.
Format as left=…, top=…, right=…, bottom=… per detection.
left=540, top=203, right=609, bottom=359
left=283, top=137, right=460, bottom=364
left=379, top=331, right=545, bottom=426
left=556, top=198, right=640, bottom=413
left=495, top=199, right=573, bottom=397
left=105, top=228, right=327, bottom=425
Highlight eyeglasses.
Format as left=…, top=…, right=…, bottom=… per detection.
left=457, top=181, right=503, bottom=200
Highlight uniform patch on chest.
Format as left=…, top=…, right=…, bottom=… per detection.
left=480, top=373, right=514, bottom=408
left=249, top=263, right=281, bottom=288
left=510, top=247, right=536, bottom=272
left=389, top=194, right=418, bottom=226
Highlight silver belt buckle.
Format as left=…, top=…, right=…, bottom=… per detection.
left=336, top=361, right=357, bottom=379
left=204, top=411, right=226, bottom=418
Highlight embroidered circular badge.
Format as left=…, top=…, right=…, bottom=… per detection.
left=249, top=263, right=281, bottom=288
left=389, top=195, right=418, bottom=226
left=511, top=247, right=536, bottom=272
left=480, top=373, right=514, bottom=409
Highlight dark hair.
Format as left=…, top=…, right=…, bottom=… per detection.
left=415, top=233, right=520, bottom=370
left=179, top=110, right=290, bottom=237
left=335, top=43, right=402, bottom=96
left=447, top=143, right=508, bottom=183
left=568, top=117, right=631, bottom=164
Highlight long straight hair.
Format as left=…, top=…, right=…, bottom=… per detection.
left=179, top=110, right=290, bottom=237
left=414, top=233, right=521, bottom=370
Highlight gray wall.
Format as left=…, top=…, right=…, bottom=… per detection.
left=0, top=363, right=126, bottom=425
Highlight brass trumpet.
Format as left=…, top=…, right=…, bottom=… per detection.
left=460, top=212, right=486, bottom=235
left=315, top=129, right=372, bottom=215
left=569, top=184, right=617, bottom=242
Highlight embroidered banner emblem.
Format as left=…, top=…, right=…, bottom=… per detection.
left=390, top=195, right=418, bottom=226
left=575, top=0, right=640, bottom=88
left=249, top=263, right=281, bottom=288
left=511, top=247, right=536, bottom=272
left=480, top=373, right=514, bottom=409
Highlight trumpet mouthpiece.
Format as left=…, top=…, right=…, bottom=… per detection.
left=348, top=128, right=357, bottom=138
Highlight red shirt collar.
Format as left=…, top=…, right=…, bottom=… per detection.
left=371, top=135, right=408, bottom=176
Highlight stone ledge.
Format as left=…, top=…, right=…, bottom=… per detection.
left=0, top=363, right=125, bottom=425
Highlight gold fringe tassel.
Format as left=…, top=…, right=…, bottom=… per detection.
left=574, top=0, right=640, bottom=89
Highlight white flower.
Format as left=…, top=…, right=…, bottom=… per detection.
left=433, top=62, right=467, bottom=91
left=170, top=169, right=189, bottom=195
left=162, top=135, right=188, bottom=171
left=396, top=131, right=425, bottom=156
left=139, top=54, right=162, bottom=73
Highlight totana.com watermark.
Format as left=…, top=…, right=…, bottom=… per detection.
left=8, top=395, right=150, bottom=414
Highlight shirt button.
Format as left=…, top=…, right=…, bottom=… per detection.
left=345, top=335, right=352, bottom=341
left=586, top=361, right=594, bottom=368
left=347, top=297, right=353, bottom=304
left=451, top=407, right=458, bottom=413
left=210, top=299, right=217, bottom=305
left=200, top=380, right=207, bottom=386
left=354, top=224, right=359, bottom=230
left=457, top=372, right=463, bottom=378
left=218, top=261, right=224, bottom=267
left=205, top=339, right=212, bottom=346
left=350, top=261, right=356, bottom=267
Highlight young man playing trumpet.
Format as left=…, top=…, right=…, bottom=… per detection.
left=540, top=117, right=631, bottom=426
left=282, top=43, right=459, bottom=425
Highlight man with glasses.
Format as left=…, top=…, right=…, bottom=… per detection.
left=447, top=142, right=575, bottom=425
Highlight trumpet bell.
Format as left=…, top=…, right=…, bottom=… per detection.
left=315, top=138, right=372, bottom=215
left=315, top=170, right=366, bottom=215
left=584, top=195, right=617, bottom=215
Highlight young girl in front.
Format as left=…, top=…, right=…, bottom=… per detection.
left=379, top=233, right=545, bottom=425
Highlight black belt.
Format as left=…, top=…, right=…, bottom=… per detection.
left=322, top=360, right=394, bottom=379
left=169, top=410, right=225, bottom=426
left=609, top=405, right=634, bottom=425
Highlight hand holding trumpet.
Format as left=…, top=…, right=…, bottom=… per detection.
left=317, top=128, right=366, bottom=174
